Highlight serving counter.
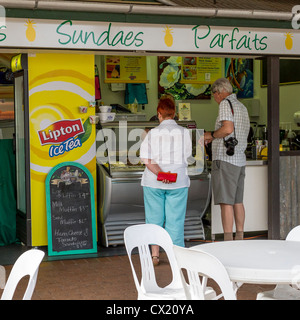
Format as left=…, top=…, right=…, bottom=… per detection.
left=96, top=121, right=211, bottom=247
left=211, top=160, right=268, bottom=239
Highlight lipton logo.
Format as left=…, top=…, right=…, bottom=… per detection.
left=38, top=119, right=85, bottom=146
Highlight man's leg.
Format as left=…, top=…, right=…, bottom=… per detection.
left=234, top=167, right=246, bottom=240
left=212, top=161, right=244, bottom=241
left=220, top=203, right=234, bottom=241
left=234, top=203, right=245, bottom=240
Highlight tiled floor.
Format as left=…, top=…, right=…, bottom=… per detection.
left=0, top=245, right=275, bottom=300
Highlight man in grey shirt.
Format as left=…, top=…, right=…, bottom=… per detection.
left=204, top=78, right=250, bottom=241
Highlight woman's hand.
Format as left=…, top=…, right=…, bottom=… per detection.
left=162, top=171, right=173, bottom=184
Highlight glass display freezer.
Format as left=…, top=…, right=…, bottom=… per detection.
left=96, top=120, right=211, bottom=247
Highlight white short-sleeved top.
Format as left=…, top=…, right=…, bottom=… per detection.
left=140, top=119, right=192, bottom=189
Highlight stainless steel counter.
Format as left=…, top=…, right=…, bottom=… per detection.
left=207, top=159, right=268, bottom=170
left=212, top=161, right=268, bottom=237
left=97, top=164, right=211, bottom=247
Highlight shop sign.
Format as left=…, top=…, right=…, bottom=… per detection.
left=0, top=18, right=299, bottom=55
left=38, top=119, right=85, bottom=158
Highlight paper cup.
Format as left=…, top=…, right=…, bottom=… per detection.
left=99, top=106, right=112, bottom=113
left=89, top=115, right=99, bottom=124
left=79, top=106, right=88, bottom=113
left=89, top=100, right=96, bottom=108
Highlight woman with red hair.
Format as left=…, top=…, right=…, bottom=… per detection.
left=140, top=94, right=192, bottom=266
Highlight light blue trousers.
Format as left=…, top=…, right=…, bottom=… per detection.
left=143, top=186, right=189, bottom=247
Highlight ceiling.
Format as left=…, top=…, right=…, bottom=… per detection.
left=61, top=0, right=300, bottom=13
left=1, top=0, right=298, bottom=23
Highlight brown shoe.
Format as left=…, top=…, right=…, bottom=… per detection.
left=152, top=256, right=160, bottom=266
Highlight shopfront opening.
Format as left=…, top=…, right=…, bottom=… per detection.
left=0, top=17, right=300, bottom=250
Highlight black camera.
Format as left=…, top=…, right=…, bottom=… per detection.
left=224, top=137, right=238, bottom=156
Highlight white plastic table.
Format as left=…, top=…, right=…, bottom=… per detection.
left=192, top=240, right=300, bottom=285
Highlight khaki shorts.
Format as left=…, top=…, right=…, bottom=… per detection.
left=211, top=160, right=245, bottom=205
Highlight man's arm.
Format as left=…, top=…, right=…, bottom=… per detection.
left=204, top=120, right=234, bottom=144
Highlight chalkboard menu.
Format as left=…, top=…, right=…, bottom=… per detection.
left=46, top=162, right=97, bottom=256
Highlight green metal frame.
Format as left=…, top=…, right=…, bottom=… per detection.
left=5, top=8, right=293, bottom=29
left=46, top=161, right=97, bottom=256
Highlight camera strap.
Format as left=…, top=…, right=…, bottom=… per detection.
left=223, top=98, right=236, bottom=143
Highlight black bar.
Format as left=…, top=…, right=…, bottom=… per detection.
left=267, top=56, right=280, bottom=239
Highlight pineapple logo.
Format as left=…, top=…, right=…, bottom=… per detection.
left=164, top=26, right=174, bottom=47
left=25, top=19, right=36, bottom=42
left=285, top=32, right=293, bottom=50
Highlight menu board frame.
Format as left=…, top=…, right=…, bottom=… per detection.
left=45, top=161, right=97, bottom=256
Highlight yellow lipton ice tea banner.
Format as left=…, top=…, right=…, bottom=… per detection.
left=28, top=53, right=96, bottom=246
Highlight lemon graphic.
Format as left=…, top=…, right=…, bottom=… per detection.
left=25, top=19, right=36, bottom=42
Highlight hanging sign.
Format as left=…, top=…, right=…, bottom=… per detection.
left=46, top=162, right=97, bottom=256
left=181, top=57, right=223, bottom=84
left=0, top=18, right=300, bottom=55
left=104, top=55, right=148, bottom=83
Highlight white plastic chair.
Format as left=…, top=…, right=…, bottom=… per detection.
left=173, top=245, right=237, bottom=300
left=1, top=249, right=45, bottom=300
left=286, top=225, right=300, bottom=241
left=124, top=224, right=216, bottom=300
left=257, top=225, right=300, bottom=300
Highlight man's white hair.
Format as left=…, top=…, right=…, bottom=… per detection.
left=212, top=78, right=233, bottom=94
